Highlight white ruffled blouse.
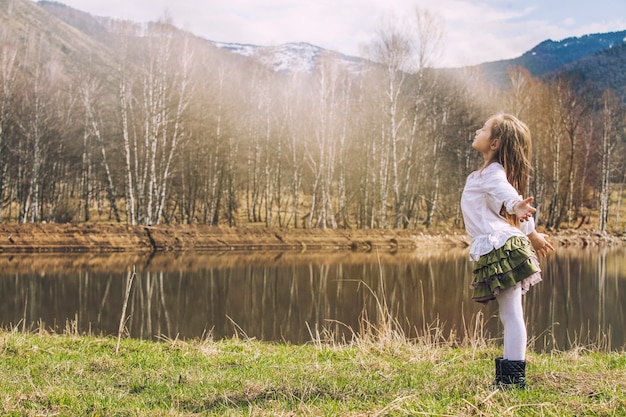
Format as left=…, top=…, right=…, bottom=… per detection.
left=461, top=162, right=535, bottom=261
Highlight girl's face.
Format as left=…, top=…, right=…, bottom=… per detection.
left=472, top=117, right=499, bottom=157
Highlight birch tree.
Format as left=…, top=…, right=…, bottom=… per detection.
left=540, top=82, right=566, bottom=229
left=403, top=7, right=444, bottom=228
left=306, top=61, right=338, bottom=229
left=365, top=20, right=412, bottom=228
left=0, top=28, right=19, bottom=221
left=557, top=79, right=590, bottom=227
left=598, top=90, right=621, bottom=231
left=144, top=25, right=192, bottom=224
left=117, top=26, right=138, bottom=225
left=244, top=64, right=274, bottom=225
left=178, top=55, right=232, bottom=225
left=363, top=7, right=444, bottom=228
left=539, top=77, right=590, bottom=229
left=78, top=73, right=121, bottom=222
left=282, top=73, right=307, bottom=228
left=117, top=22, right=192, bottom=225
left=17, top=34, right=59, bottom=223
left=213, top=89, right=238, bottom=226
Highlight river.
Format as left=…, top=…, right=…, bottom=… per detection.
left=0, top=246, right=624, bottom=351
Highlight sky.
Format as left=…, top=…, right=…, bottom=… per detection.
left=54, top=0, right=626, bottom=67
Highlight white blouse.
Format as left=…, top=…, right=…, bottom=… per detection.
left=461, top=162, right=535, bottom=261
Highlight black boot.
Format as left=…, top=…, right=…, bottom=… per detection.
left=491, top=357, right=503, bottom=387
left=499, top=359, right=526, bottom=389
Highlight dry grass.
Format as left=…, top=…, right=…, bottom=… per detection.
left=1, top=303, right=625, bottom=416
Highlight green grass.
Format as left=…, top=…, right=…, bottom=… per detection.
left=1, top=326, right=625, bottom=416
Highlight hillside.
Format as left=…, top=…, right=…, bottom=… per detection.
left=552, top=41, right=626, bottom=99
left=38, top=1, right=364, bottom=75
left=0, top=0, right=114, bottom=76
left=474, top=30, right=626, bottom=97
left=37, top=0, right=114, bottom=43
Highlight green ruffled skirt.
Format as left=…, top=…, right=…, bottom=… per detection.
left=471, top=236, right=541, bottom=304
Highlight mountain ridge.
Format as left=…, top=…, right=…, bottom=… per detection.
left=211, top=41, right=365, bottom=73
left=28, top=1, right=626, bottom=99
left=474, top=30, right=626, bottom=89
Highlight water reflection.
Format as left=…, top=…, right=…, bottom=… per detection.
left=0, top=246, right=624, bottom=351
left=527, top=246, right=626, bottom=352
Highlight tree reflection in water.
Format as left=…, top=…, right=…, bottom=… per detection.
left=0, top=246, right=624, bottom=351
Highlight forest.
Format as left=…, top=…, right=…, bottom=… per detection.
left=1, top=2, right=625, bottom=232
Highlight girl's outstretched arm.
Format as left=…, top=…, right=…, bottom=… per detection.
left=513, top=196, right=536, bottom=222
left=528, top=230, right=554, bottom=257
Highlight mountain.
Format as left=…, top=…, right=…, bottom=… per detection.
left=38, top=1, right=364, bottom=75
left=207, top=31, right=626, bottom=99
left=211, top=41, right=365, bottom=73
left=19, top=1, right=626, bottom=101
left=475, top=30, right=626, bottom=88
left=1, top=0, right=114, bottom=75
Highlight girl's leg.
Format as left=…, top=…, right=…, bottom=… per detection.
left=495, top=283, right=526, bottom=360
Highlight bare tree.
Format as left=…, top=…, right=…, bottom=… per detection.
left=116, top=25, right=138, bottom=225
left=77, top=72, right=121, bottom=222
left=306, top=61, right=338, bottom=229
left=539, top=77, right=590, bottom=229
left=244, top=64, right=273, bottom=225
left=412, top=7, right=445, bottom=71
left=363, top=7, right=445, bottom=228
left=116, top=22, right=192, bottom=225
left=17, top=33, right=60, bottom=223
left=598, top=90, right=621, bottom=231
left=364, top=17, right=413, bottom=228
left=282, top=73, right=307, bottom=228
left=0, top=27, right=20, bottom=221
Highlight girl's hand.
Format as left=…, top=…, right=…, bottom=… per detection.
left=528, top=231, right=554, bottom=257
left=514, top=197, right=536, bottom=222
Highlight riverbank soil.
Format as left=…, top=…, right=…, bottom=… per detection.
left=0, top=223, right=622, bottom=253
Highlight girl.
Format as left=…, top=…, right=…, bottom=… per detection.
left=461, top=113, right=553, bottom=388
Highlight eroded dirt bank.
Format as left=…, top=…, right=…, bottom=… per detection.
left=0, top=223, right=622, bottom=253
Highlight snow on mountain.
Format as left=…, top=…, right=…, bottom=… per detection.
left=212, top=41, right=365, bottom=73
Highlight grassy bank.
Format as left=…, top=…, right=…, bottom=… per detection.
left=1, top=326, right=625, bottom=416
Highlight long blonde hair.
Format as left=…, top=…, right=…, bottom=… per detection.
left=488, top=113, right=532, bottom=195
left=488, top=113, right=533, bottom=225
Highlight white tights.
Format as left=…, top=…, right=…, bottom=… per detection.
left=495, top=283, right=526, bottom=361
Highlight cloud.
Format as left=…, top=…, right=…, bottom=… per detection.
left=406, top=0, right=626, bottom=66
left=563, top=17, right=576, bottom=26
left=174, top=0, right=374, bottom=51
